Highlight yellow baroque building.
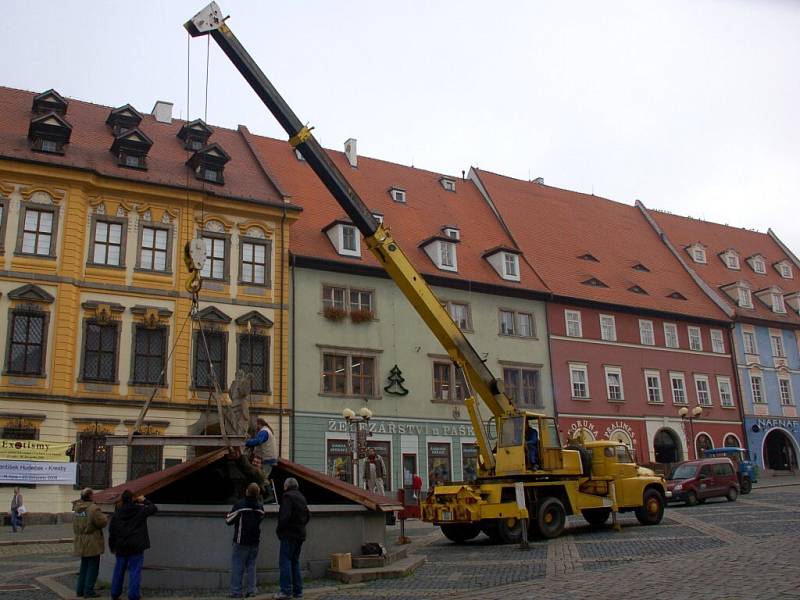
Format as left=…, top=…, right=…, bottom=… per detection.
left=0, top=88, right=299, bottom=512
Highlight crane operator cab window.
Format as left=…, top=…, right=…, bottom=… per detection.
left=526, top=418, right=540, bottom=470
left=500, top=416, right=523, bottom=447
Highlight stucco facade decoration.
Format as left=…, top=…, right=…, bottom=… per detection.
left=0, top=86, right=299, bottom=512
left=644, top=207, right=800, bottom=471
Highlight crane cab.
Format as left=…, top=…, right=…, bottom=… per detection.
left=493, top=413, right=583, bottom=478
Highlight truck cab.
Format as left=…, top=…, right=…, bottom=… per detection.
left=701, top=447, right=758, bottom=494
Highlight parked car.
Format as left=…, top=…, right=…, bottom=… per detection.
left=665, top=458, right=739, bottom=505
left=701, top=447, right=758, bottom=494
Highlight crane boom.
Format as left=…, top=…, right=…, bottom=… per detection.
left=185, top=3, right=517, bottom=469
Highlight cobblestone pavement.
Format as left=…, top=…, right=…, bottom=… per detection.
left=2, top=484, right=798, bottom=600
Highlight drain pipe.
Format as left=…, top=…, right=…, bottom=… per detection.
left=290, top=251, right=297, bottom=461
left=278, top=205, right=287, bottom=456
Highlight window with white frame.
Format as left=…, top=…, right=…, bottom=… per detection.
left=695, top=375, right=712, bottom=406
left=752, top=257, right=766, bottom=274
left=599, top=315, right=617, bottom=342
left=389, top=188, right=406, bottom=203
left=737, top=287, right=752, bottom=308
left=443, top=228, right=460, bottom=240
left=779, top=378, right=794, bottom=406
left=772, top=293, right=787, bottom=314
left=565, top=310, right=582, bottom=338
left=710, top=329, right=725, bottom=353
left=503, top=253, right=519, bottom=278
left=771, top=334, right=785, bottom=357
left=691, top=246, right=707, bottom=263
left=717, top=377, right=734, bottom=407
left=342, top=225, right=358, bottom=252
left=604, top=366, right=624, bottom=401
left=639, top=320, right=655, bottom=346
left=645, top=370, right=662, bottom=403
left=688, top=326, right=703, bottom=351
left=778, top=262, right=793, bottom=279
left=743, top=331, right=758, bottom=355
left=670, top=373, right=687, bottom=404
left=440, top=241, right=456, bottom=269
left=499, top=310, right=534, bottom=337
left=725, top=252, right=740, bottom=270
left=569, top=364, right=589, bottom=399
left=446, top=301, right=471, bottom=330
left=750, top=374, right=764, bottom=403
left=664, top=323, right=679, bottom=349
left=21, top=207, right=55, bottom=256
left=440, top=178, right=456, bottom=192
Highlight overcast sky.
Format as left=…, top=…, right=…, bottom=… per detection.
left=4, top=1, right=799, bottom=252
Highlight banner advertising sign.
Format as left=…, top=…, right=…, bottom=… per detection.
left=0, top=460, right=77, bottom=485
left=0, top=439, right=72, bottom=462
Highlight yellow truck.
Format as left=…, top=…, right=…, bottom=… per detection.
left=187, top=1, right=667, bottom=544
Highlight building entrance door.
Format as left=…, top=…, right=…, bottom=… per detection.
left=654, top=428, right=682, bottom=464
left=764, top=429, right=798, bottom=471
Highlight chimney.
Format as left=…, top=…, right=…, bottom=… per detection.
left=151, top=101, right=173, bottom=124
left=532, top=177, right=544, bottom=185
left=344, top=138, right=357, bottom=168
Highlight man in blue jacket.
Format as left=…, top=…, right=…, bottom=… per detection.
left=226, top=482, right=265, bottom=598
left=245, top=418, right=277, bottom=480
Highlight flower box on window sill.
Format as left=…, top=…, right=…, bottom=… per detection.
left=323, top=306, right=348, bottom=321
left=350, top=308, right=375, bottom=323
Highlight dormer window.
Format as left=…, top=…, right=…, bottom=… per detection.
left=667, top=291, right=687, bottom=300
left=28, top=112, right=72, bottom=154
left=785, top=292, right=800, bottom=314
left=186, top=142, right=230, bottom=184
left=111, top=128, right=153, bottom=170
left=687, top=243, right=707, bottom=264
left=632, top=263, right=650, bottom=272
left=773, top=293, right=787, bottom=314
left=628, top=285, right=648, bottom=295
left=739, top=287, right=753, bottom=308
left=443, top=227, right=460, bottom=240
left=440, top=177, right=456, bottom=192
left=420, top=235, right=459, bottom=272
left=389, top=187, right=406, bottom=203
left=177, top=119, right=213, bottom=151
left=722, top=250, right=740, bottom=270
left=482, top=246, right=521, bottom=282
left=322, top=220, right=361, bottom=258
left=748, top=254, right=767, bottom=274
left=106, top=104, right=143, bottom=134
left=578, top=253, right=599, bottom=262
left=582, top=277, right=608, bottom=288
left=776, top=260, right=793, bottom=279
left=31, top=89, right=68, bottom=115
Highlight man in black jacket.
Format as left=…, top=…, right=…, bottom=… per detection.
left=109, top=490, right=157, bottom=600
left=274, top=477, right=310, bottom=600
left=226, top=482, right=265, bottom=598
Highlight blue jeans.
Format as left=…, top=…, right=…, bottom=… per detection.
left=230, top=543, right=259, bottom=596
left=10, top=508, right=22, bottom=531
left=76, top=555, right=100, bottom=596
left=278, top=538, right=303, bottom=597
left=111, top=553, right=144, bottom=600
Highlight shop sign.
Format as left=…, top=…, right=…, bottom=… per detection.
left=756, top=418, right=797, bottom=432
left=327, top=418, right=474, bottom=437
left=604, top=421, right=636, bottom=448
left=0, top=439, right=72, bottom=462
left=0, top=460, right=77, bottom=485
left=566, top=419, right=598, bottom=442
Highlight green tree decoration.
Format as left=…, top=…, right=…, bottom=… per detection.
left=384, top=364, right=409, bottom=395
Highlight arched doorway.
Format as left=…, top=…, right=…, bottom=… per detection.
left=654, top=428, right=682, bottom=464
left=695, top=433, right=713, bottom=458
left=724, top=434, right=741, bottom=448
left=764, top=429, right=798, bottom=471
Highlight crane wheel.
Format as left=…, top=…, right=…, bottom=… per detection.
left=440, top=523, right=481, bottom=544
left=536, top=497, right=566, bottom=539
left=581, top=508, right=611, bottom=526
left=480, top=517, right=523, bottom=544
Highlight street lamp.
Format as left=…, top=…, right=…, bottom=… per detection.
left=678, top=405, right=703, bottom=459
left=342, top=406, right=373, bottom=486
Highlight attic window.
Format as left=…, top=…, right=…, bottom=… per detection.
left=177, top=119, right=213, bottom=151
left=503, top=253, right=519, bottom=279
left=722, top=251, right=740, bottom=270
left=186, top=142, right=230, bottom=185
left=778, top=262, right=793, bottom=279
left=440, top=178, right=456, bottom=192
left=323, top=221, right=361, bottom=258
left=667, top=291, right=687, bottom=300
left=582, top=277, right=608, bottom=288
left=31, top=89, right=68, bottom=115
left=690, top=246, right=707, bottom=264
left=28, top=112, right=72, bottom=155
left=443, top=227, right=460, bottom=240
left=37, top=139, right=62, bottom=153
left=578, top=253, right=599, bottom=262
left=772, top=293, right=787, bottom=314
left=111, top=128, right=153, bottom=171
left=750, top=255, right=767, bottom=274
left=389, top=188, right=406, bottom=203
left=739, top=287, right=753, bottom=308
left=106, top=104, right=143, bottom=134
left=632, top=263, right=650, bottom=272
left=628, top=285, right=648, bottom=295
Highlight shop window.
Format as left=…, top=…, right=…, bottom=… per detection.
left=128, top=445, right=163, bottom=481
left=0, top=422, right=38, bottom=487
left=7, top=311, right=47, bottom=376
left=695, top=434, right=713, bottom=458
left=428, top=442, right=451, bottom=489
left=82, top=321, right=119, bottom=383
left=238, top=333, right=270, bottom=393
left=132, top=326, right=167, bottom=385
left=193, top=330, right=227, bottom=390
left=724, top=434, right=741, bottom=448
left=327, top=439, right=352, bottom=484
left=402, top=454, right=417, bottom=489
left=503, top=366, right=540, bottom=407
left=462, top=444, right=478, bottom=482
left=77, top=432, right=111, bottom=489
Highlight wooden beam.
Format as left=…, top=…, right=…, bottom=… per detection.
left=105, top=435, right=246, bottom=447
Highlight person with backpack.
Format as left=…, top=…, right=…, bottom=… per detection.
left=108, top=490, right=157, bottom=600
left=273, top=478, right=310, bottom=600
left=72, top=488, right=108, bottom=598
left=226, top=482, right=266, bottom=598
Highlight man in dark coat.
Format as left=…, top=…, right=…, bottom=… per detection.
left=226, top=482, right=265, bottom=598
left=109, top=490, right=157, bottom=600
left=274, top=477, right=310, bottom=599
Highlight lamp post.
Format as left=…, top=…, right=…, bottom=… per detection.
left=678, top=405, right=703, bottom=460
left=342, top=406, right=373, bottom=487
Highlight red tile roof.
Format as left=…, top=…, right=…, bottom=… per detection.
left=649, top=210, right=800, bottom=326
left=247, top=135, right=549, bottom=293
left=473, top=169, right=731, bottom=322
left=0, top=86, right=290, bottom=208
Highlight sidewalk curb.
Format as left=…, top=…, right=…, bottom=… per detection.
left=0, top=537, right=72, bottom=547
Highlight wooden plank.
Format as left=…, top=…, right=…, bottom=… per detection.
left=105, top=435, right=246, bottom=447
